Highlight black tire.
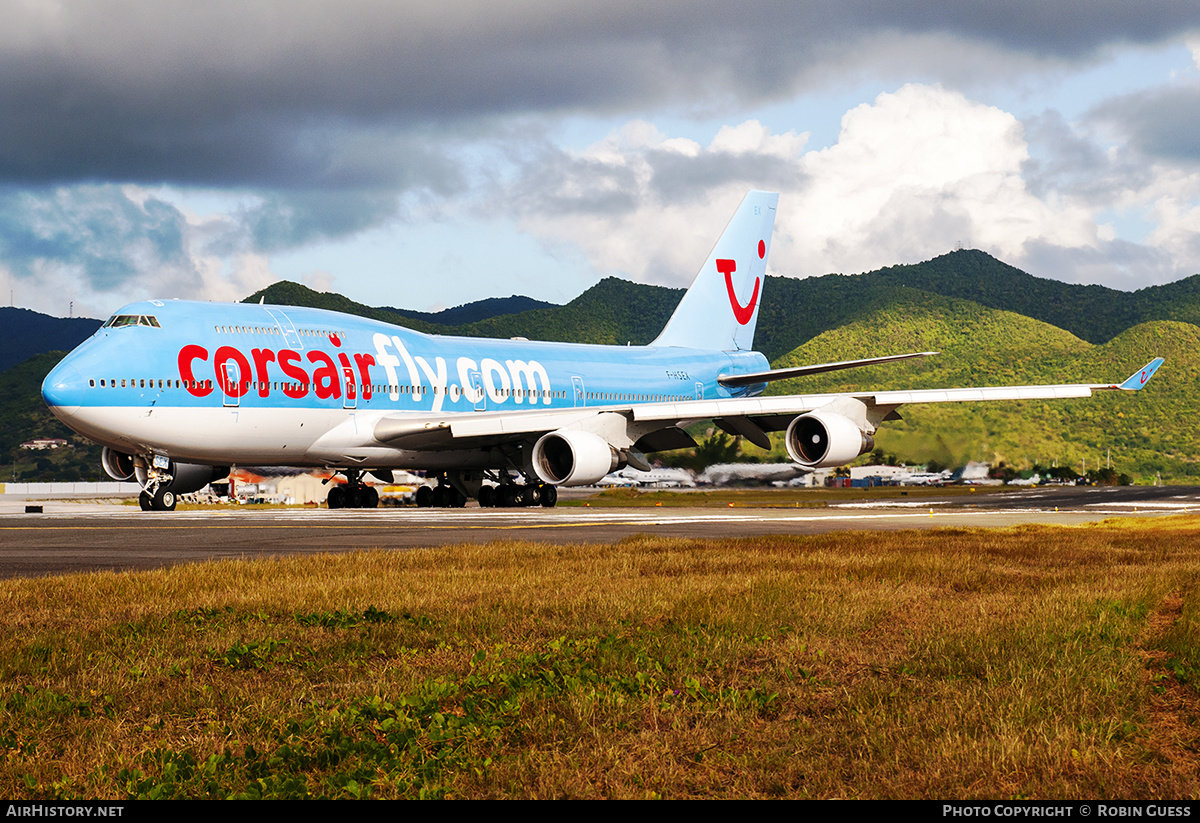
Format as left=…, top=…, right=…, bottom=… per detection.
left=478, top=485, right=495, bottom=508
left=139, top=491, right=153, bottom=511
left=540, top=484, right=557, bottom=507
left=327, top=485, right=345, bottom=509
left=415, top=485, right=434, bottom=508
left=523, top=484, right=542, bottom=507
left=362, top=486, right=379, bottom=508
left=152, top=487, right=177, bottom=511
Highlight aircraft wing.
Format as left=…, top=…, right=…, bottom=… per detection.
left=375, top=358, right=1165, bottom=456
left=717, top=351, right=939, bottom=387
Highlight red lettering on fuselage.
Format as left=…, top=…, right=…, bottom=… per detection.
left=277, top=350, right=309, bottom=398
left=178, top=344, right=213, bottom=397
left=251, top=348, right=276, bottom=398
left=214, top=346, right=252, bottom=398
left=353, top=353, right=376, bottom=400
left=308, top=350, right=340, bottom=399
left=176, top=342, right=385, bottom=402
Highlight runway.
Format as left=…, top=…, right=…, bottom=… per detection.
left=1, top=485, right=1197, bottom=579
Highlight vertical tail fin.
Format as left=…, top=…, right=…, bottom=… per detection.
left=651, top=190, right=778, bottom=351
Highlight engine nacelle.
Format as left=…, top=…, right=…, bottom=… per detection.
left=101, top=447, right=136, bottom=481
left=100, top=448, right=229, bottom=493
left=532, top=429, right=619, bottom=486
left=785, top=411, right=875, bottom=469
left=169, top=463, right=230, bottom=494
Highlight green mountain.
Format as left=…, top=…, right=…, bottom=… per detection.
left=7, top=250, right=1198, bottom=483
left=246, top=249, right=1200, bottom=362
left=0, top=352, right=104, bottom=483
left=765, top=291, right=1200, bottom=482
left=243, top=277, right=684, bottom=345
left=752, top=250, right=1200, bottom=361
left=0, top=307, right=102, bottom=374
left=382, top=295, right=557, bottom=326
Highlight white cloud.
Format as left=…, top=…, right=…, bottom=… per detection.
left=511, top=119, right=809, bottom=286
left=787, top=84, right=1098, bottom=276
left=1188, top=35, right=1200, bottom=69
left=508, top=85, right=1108, bottom=289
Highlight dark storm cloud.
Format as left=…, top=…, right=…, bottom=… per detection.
left=1, top=0, right=1198, bottom=188
left=645, top=148, right=808, bottom=203
left=1021, top=109, right=1160, bottom=205
left=0, top=185, right=195, bottom=291
left=492, top=139, right=807, bottom=220
left=1018, top=236, right=1188, bottom=288
left=1090, top=84, right=1200, bottom=164
left=238, top=188, right=407, bottom=252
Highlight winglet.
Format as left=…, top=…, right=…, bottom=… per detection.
left=1116, top=358, right=1165, bottom=391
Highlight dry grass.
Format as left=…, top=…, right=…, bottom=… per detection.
left=1, top=515, right=1198, bottom=798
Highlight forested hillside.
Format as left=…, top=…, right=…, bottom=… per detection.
left=6, top=249, right=1196, bottom=482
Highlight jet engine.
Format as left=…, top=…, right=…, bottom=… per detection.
left=101, top=447, right=136, bottom=482
left=100, top=447, right=229, bottom=493
left=531, top=429, right=620, bottom=486
left=785, top=411, right=875, bottom=469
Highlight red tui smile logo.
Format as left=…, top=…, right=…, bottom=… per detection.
left=718, top=240, right=765, bottom=325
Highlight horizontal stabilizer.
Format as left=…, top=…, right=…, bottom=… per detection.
left=718, top=351, right=938, bottom=388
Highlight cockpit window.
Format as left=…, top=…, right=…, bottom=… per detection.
left=103, top=315, right=160, bottom=328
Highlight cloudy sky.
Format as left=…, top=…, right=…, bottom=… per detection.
left=4, top=1, right=1200, bottom=319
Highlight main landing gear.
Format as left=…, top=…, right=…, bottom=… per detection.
left=325, top=469, right=380, bottom=509
left=413, top=472, right=558, bottom=508
left=476, top=482, right=557, bottom=508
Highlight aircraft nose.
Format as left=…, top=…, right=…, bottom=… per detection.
left=41, top=359, right=86, bottom=419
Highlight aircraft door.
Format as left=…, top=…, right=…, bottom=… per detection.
left=572, top=376, right=585, bottom=407
left=222, top=361, right=240, bottom=408
left=342, top=367, right=357, bottom=410
left=695, top=381, right=705, bottom=400
left=265, top=308, right=303, bottom=350
left=468, top=370, right=486, bottom=411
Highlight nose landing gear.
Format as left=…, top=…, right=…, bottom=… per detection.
left=139, top=459, right=178, bottom=511
left=138, top=486, right=177, bottom=511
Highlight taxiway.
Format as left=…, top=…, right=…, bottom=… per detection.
left=0, top=485, right=1196, bottom=579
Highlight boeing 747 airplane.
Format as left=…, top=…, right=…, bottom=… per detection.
left=41, top=191, right=1164, bottom=510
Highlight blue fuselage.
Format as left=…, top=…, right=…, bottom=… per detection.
left=42, top=299, right=770, bottom=469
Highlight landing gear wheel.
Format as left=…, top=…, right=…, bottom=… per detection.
left=478, top=485, right=495, bottom=508
left=523, top=484, right=542, bottom=507
left=327, top=485, right=346, bottom=509
left=499, top=484, right=520, bottom=508
left=139, top=491, right=152, bottom=511
left=416, top=486, right=434, bottom=508
left=362, top=486, right=379, bottom=509
left=152, top=487, right=177, bottom=511
left=539, top=484, right=557, bottom=508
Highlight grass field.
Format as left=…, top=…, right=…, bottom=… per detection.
left=1, top=516, right=1198, bottom=799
